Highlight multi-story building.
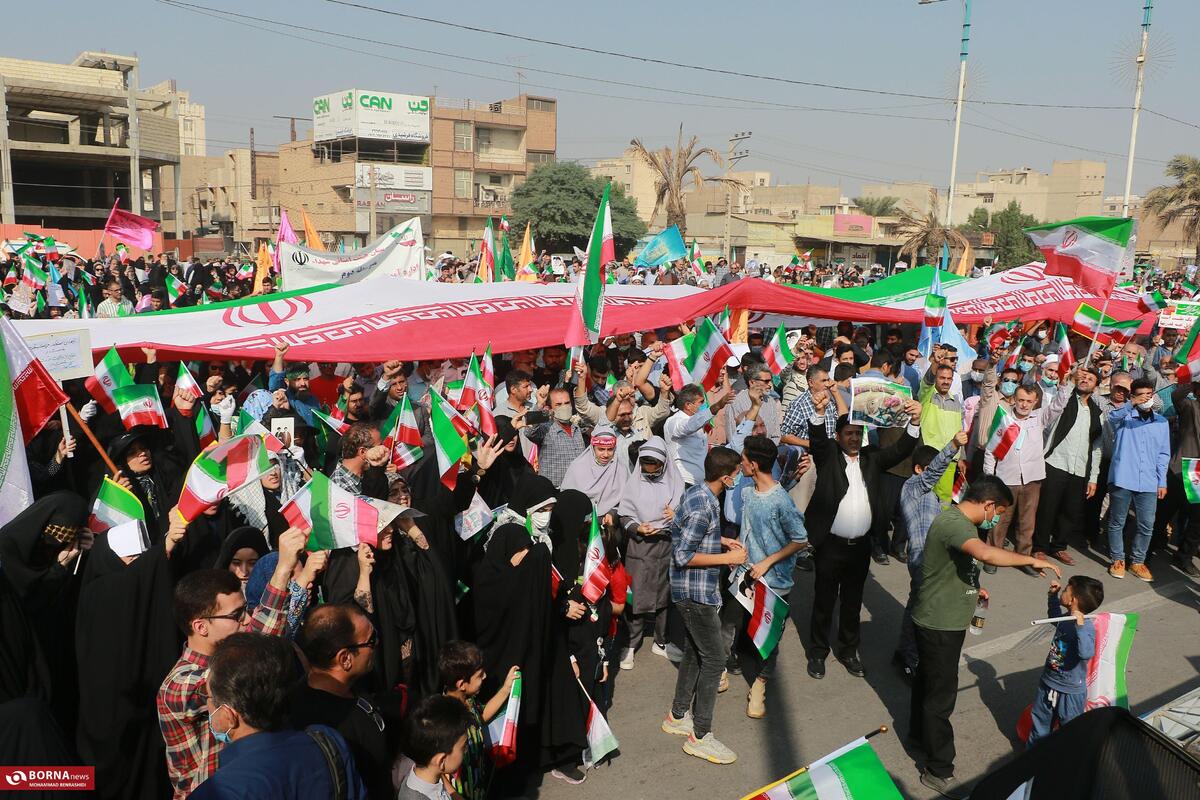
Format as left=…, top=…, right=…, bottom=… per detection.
left=857, top=181, right=938, bottom=216
left=429, top=94, right=557, bottom=255
left=1101, top=194, right=1142, bottom=217
left=146, top=79, right=206, bottom=157
left=0, top=51, right=180, bottom=232
left=160, top=148, right=280, bottom=255
left=950, top=160, right=1106, bottom=226
left=589, top=147, right=663, bottom=226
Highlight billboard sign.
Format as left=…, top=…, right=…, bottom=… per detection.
left=354, top=164, right=433, bottom=192
left=314, top=90, right=431, bottom=142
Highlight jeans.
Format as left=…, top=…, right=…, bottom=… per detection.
left=910, top=625, right=967, bottom=779
left=671, top=599, right=725, bottom=739
left=896, top=563, right=922, bottom=669
left=1027, top=683, right=1086, bottom=747
left=1106, top=485, right=1157, bottom=565
left=627, top=608, right=668, bottom=651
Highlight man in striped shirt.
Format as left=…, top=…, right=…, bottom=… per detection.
left=157, top=528, right=308, bottom=799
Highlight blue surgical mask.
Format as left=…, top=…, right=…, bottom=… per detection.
left=978, top=513, right=1001, bottom=530
left=209, top=705, right=233, bottom=745
left=1000, top=380, right=1018, bottom=397
left=1018, top=361, right=1033, bottom=373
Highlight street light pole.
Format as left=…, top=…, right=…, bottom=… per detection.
left=1121, top=1, right=1152, bottom=217
left=943, top=0, right=972, bottom=228
left=723, top=131, right=751, bottom=263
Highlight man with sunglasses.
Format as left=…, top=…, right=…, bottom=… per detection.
left=919, top=345, right=966, bottom=502
left=158, top=528, right=309, bottom=799
left=290, top=604, right=391, bottom=799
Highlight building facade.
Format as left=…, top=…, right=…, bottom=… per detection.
left=949, top=160, right=1106, bottom=226
left=160, top=148, right=280, bottom=255
left=146, top=79, right=206, bottom=157
left=0, top=52, right=181, bottom=233
left=590, top=147, right=663, bottom=226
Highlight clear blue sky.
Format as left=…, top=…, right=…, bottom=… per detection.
left=8, top=0, right=1196, bottom=198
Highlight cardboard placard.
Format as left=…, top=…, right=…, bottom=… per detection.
left=22, top=328, right=93, bottom=381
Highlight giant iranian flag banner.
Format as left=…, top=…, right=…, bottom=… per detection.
left=1023, top=216, right=1135, bottom=298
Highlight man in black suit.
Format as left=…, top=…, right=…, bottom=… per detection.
left=804, top=393, right=923, bottom=679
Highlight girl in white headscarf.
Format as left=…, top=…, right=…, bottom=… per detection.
left=614, top=436, right=684, bottom=668
left=559, top=424, right=629, bottom=514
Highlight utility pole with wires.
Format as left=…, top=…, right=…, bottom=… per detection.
left=1121, top=1, right=1152, bottom=217
left=273, top=114, right=305, bottom=143
left=920, top=0, right=972, bottom=228
left=723, top=131, right=751, bottom=263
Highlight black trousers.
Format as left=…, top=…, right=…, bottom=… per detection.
left=910, top=625, right=967, bottom=779
left=1033, top=464, right=1088, bottom=553
left=1083, top=458, right=1112, bottom=547
left=808, top=535, right=870, bottom=661
left=1155, top=470, right=1200, bottom=557
left=879, top=472, right=909, bottom=550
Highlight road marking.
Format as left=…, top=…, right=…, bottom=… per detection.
left=960, top=580, right=1197, bottom=663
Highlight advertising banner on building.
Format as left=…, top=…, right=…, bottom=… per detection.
left=313, top=91, right=355, bottom=141
left=279, top=218, right=425, bottom=288
left=354, top=164, right=433, bottom=191
left=312, top=90, right=431, bottom=143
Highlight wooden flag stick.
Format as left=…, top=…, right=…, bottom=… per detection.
left=64, top=402, right=119, bottom=476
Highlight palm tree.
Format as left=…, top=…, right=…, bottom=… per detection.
left=1142, top=155, right=1200, bottom=264
left=853, top=195, right=899, bottom=217
left=629, top=125, right=743, bottom=237
left=894, top=188, right=968, bottom=266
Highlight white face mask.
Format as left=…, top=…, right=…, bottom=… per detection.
left=1036, top=330, right=1047, bottom=340
left=529, top=510, right=552, bottom=533
left=553, top=405, right=573, bottom=423
left=1136, top=400, right=1154, bottom=412
left=969, top=370, right=985, bottom=382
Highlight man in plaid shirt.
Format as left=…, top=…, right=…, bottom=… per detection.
left=521, top=387, right=586, bottom=487
left=157, top=528, right=308, bottom=799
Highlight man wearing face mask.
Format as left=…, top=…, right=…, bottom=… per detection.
left=961, top=359, right=989, bottom=400
left=520, top=387, right=587, bottom=488
left=1040, top=356, right=1060, bottom=392
left=1036, top=365, right=1103, bottom=566
left=910, top=477, right=1060, bottom=799
left=1084, top=371, right=1133, bottom=546
left=1104, top=378, right=1170, bottom=582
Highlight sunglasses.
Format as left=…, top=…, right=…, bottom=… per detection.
left=347, top=629, right=379, bottom=651
left=204, top=604, right=248, bottom=623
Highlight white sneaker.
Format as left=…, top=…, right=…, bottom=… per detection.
left=651, top=642, right=669, bottom=659
left=661, top=710, right=694, bottom=737
left=683, top=732, right=737, bottom=764
left=619, top=648, right=635, bottom=671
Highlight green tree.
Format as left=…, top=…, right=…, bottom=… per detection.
left=990, top=201, right=1040, bottom=268
left=853, top=196, right=899, bottom=217
left=509, top=162, right=646, bottom=256
left=959, top=206, right=989, bottom=232
left=629, top=124, right=742, bottom=237
left=1143, top=155, right=1200, bottom=264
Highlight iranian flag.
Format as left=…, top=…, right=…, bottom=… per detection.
left=461, top=352, right=496, bottom=437
left=88, top=476, right=145, bottom=533
left=114, top=243, right=129, bottom=263
left=986, top=404, right=1024, bottom=461
left=236, top=262, right=254, bottom=280
left=951, top=459, right=969, bottom=504
left=1054, top=322, right=1075, bottom=374
left=1070, top=303, right=1141, bottom=346
left=746, top=738, right=902, bottom=800
left=1183, top=458, right=1200, bottom=503
left=86, top=346, right=132, bottom=414
left=1137, top=289, right=1167, bottom=314
left=112, top=385, right=168, bottom=430
left=762, top=324, right=794, bottom=377
left=1085, top=612, right=1138, bottom=710
left=430, top=390, right=470, bottom=489
left=195, top=404, right=216, bottom=448
left=664, top=333, right=696, bottom=390
left=984, top=320, right=1019, bottom=351
left=580, top=509, right=611, bottom=603
left=561, top=345, right=587, bottom=386
left=567, top=183, right=613, bottom=346
left=1024, top=216, right=1134, bottom=297
left=164, top=274, right=185, bottom=306
left=176, top=434, right=275, bottom=522
left=923, top=293, right=947, bottom=329
left=176, top=362, right=202, bottom=400
left=0, top=317, right=68, bottom=444
left=485, top=672, right=521, bottom=768
left=476, top=218, right=496, bottom=283
left=687, top=316, right=734, bottom=391
left=715, top=305, right=732, bottom=339
left=21, top=257, right=48, bottom=290
left=689, top=240, right=707, bottom=279
left=382, top=394, right=424, bottom=469
left=312, top=407, right=350, bottom=436
left=235, top=411, right=285, bottom=453
left=746, top=578, right=788, bottom=659
left=579, top=679, right=619, bottom=768
left=282, top=470, right=405, bottom=550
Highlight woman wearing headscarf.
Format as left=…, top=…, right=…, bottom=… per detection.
left=106, top=429, right=185, bottom=543
left=476, top=417, right=534, bottom=508
left=559, top=424, right=628, bottom=515
left=225, top=456, right=294, bottom=548
left=615, top=436, right=684, bottom=668
left=212, top=526, right=269, bottom=589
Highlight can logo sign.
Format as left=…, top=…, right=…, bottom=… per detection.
left=1, top=766, right=95, bottom=791
left=359, top=94, right=392, bottom=111
left=313, top=97, right=330, bottom=115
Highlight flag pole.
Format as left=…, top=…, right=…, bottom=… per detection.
left=1031, top=614, right=1102, bottom=626
left=1084, top=291, right=1116, bottom=367
left=735, top=726, right=889, bottom=800
left=65, top=402, right=120, bottom=476
left=94, top=198, right=118, bottom=262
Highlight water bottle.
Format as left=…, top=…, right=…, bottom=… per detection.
left=968, top=596, right=989, bottom=636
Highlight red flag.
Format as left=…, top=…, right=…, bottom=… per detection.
left=0, top=318, right=69, bottom=444
left=103, top=198, right=159, bottom=251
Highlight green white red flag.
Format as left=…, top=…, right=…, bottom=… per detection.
left=430, top=390, right=470, bottom=490
left=579, top=679, right=619, bottom=768
left=567, top=183, right=613, bottom=346
left=476, top=218, right=496, bottom=283
left=1054, top=322, right=1075, bottom=374
left=236, top=262, right=254, bottom=280
left=1183, top=458, right=1200, bottom=504
left=282, top=470, right=406, bottom=550
left=951, top=459, right=968, bottom=504
left=165, top=273, right=185, bottom=305
left=689, top=240, right=707, bottom=280
left=580, top=508, right=611, bottom=603
left=88, top=476, right=145, bottom=533
left=745, top=737, right=902, bottom=800
left=1085, top=613, right=1138, bottom=710
left=195, top=404, right=216, bottom=448
left=762, top=324, right=794, bottom=377
left=746, top=578, right=788, bottom=659
left=112, top=384, right=168, bottom=430
left=85, top=346, right=132, bottom=414
left=21, top=256, right=47, bottom=290
left=1070, top=303, right=1141, bottom=346
left=496, top=218, right=516, bottom=281
left=1024, top=215, right=1134, bottom=297
left=176, top=434, right=275, bottom=522
left=485, top=672, right=521, bottom=768
left=176, top=362, right=202, bottom=400
left=0, top=317, right=68, bottom=445
left=923, top=293, right=947, bottom=329
left=686, top=316, right=734, bottom=391
left=312, top=407, right=350, bottom=436
left=461, top=352, right=497, bottom=437
left=382, top=394, right=424, bottom=469
left=664, top=333, right=696, bottom=391
left=986, top=404, right=1024, bottom=461
left=1137, top=289, right=1167, bottom=314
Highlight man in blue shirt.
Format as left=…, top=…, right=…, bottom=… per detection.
left=662, top=447, right=746, bottom=766
left=1105, top=377, right=1171, bottom=582
left=191, top=633, right=368, bottom=800
left=268, top=343, right=320, bottom=426
left=735, top=435, right=809, bottom=720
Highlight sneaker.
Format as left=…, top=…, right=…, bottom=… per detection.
left=1109, top=560, right=1126, bottom=579
left=1129, top=562, right=1154, bottom=582
left=683, top=732, right=737, bottom=765
left=661, top=710, right=694, bottom=737
left=717, top=670, right=729, bottom=693
left=619, top=647, right=635, bottom=671
left=651, top=642, right=669, bottom=659
left=919, top=771, right=968, bottom=799
left=663, top=643, right=684, bottom=663
left=550, top=766, right=587, bottom=785
left=796, top=553, right=814, bottom=572
left=747, top=679, right=766, bottom=719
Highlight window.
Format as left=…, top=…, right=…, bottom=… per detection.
left=476, top=128, right=492, bottom=147
left=981, top=193, right=994, bottom=204
left=527, top=151, right=555, bottom=165
left=454, top=170, right=472, bottom=198
left=459, top=218, right=472, bottom=233
left=453, top=122, right=473, bottom=151
left=183, top=119, right=193, bottom=132
left=184, top=143, right=194, bottom=155
left=488, top=174, right=502, bottom=184
left=527, top=98, right=556, bottom=112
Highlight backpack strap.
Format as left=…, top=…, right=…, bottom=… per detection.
left=306, top=728, right=347, bottom=800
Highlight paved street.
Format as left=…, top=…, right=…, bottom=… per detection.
left=539, top=547, right=1200, bottom=800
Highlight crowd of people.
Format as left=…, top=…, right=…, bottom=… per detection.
left=2, top=243, right=1199, bottom=800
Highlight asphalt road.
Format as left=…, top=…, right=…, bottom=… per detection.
left=536, top=544, right=1200, bottom=800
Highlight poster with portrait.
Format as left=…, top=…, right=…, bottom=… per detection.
left=849, top=377, right=913, bottom=428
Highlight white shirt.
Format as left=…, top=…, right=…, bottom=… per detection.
left=664, top=407, right=713, bottom=485
left=830, top=455, right=872, bottom=539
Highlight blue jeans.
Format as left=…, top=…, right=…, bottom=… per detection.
left=897, top=562, right=923, bottom=669
left=1106, top=485, right=1157, bottom=565
left=671, top=599, right=724, bottom=739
